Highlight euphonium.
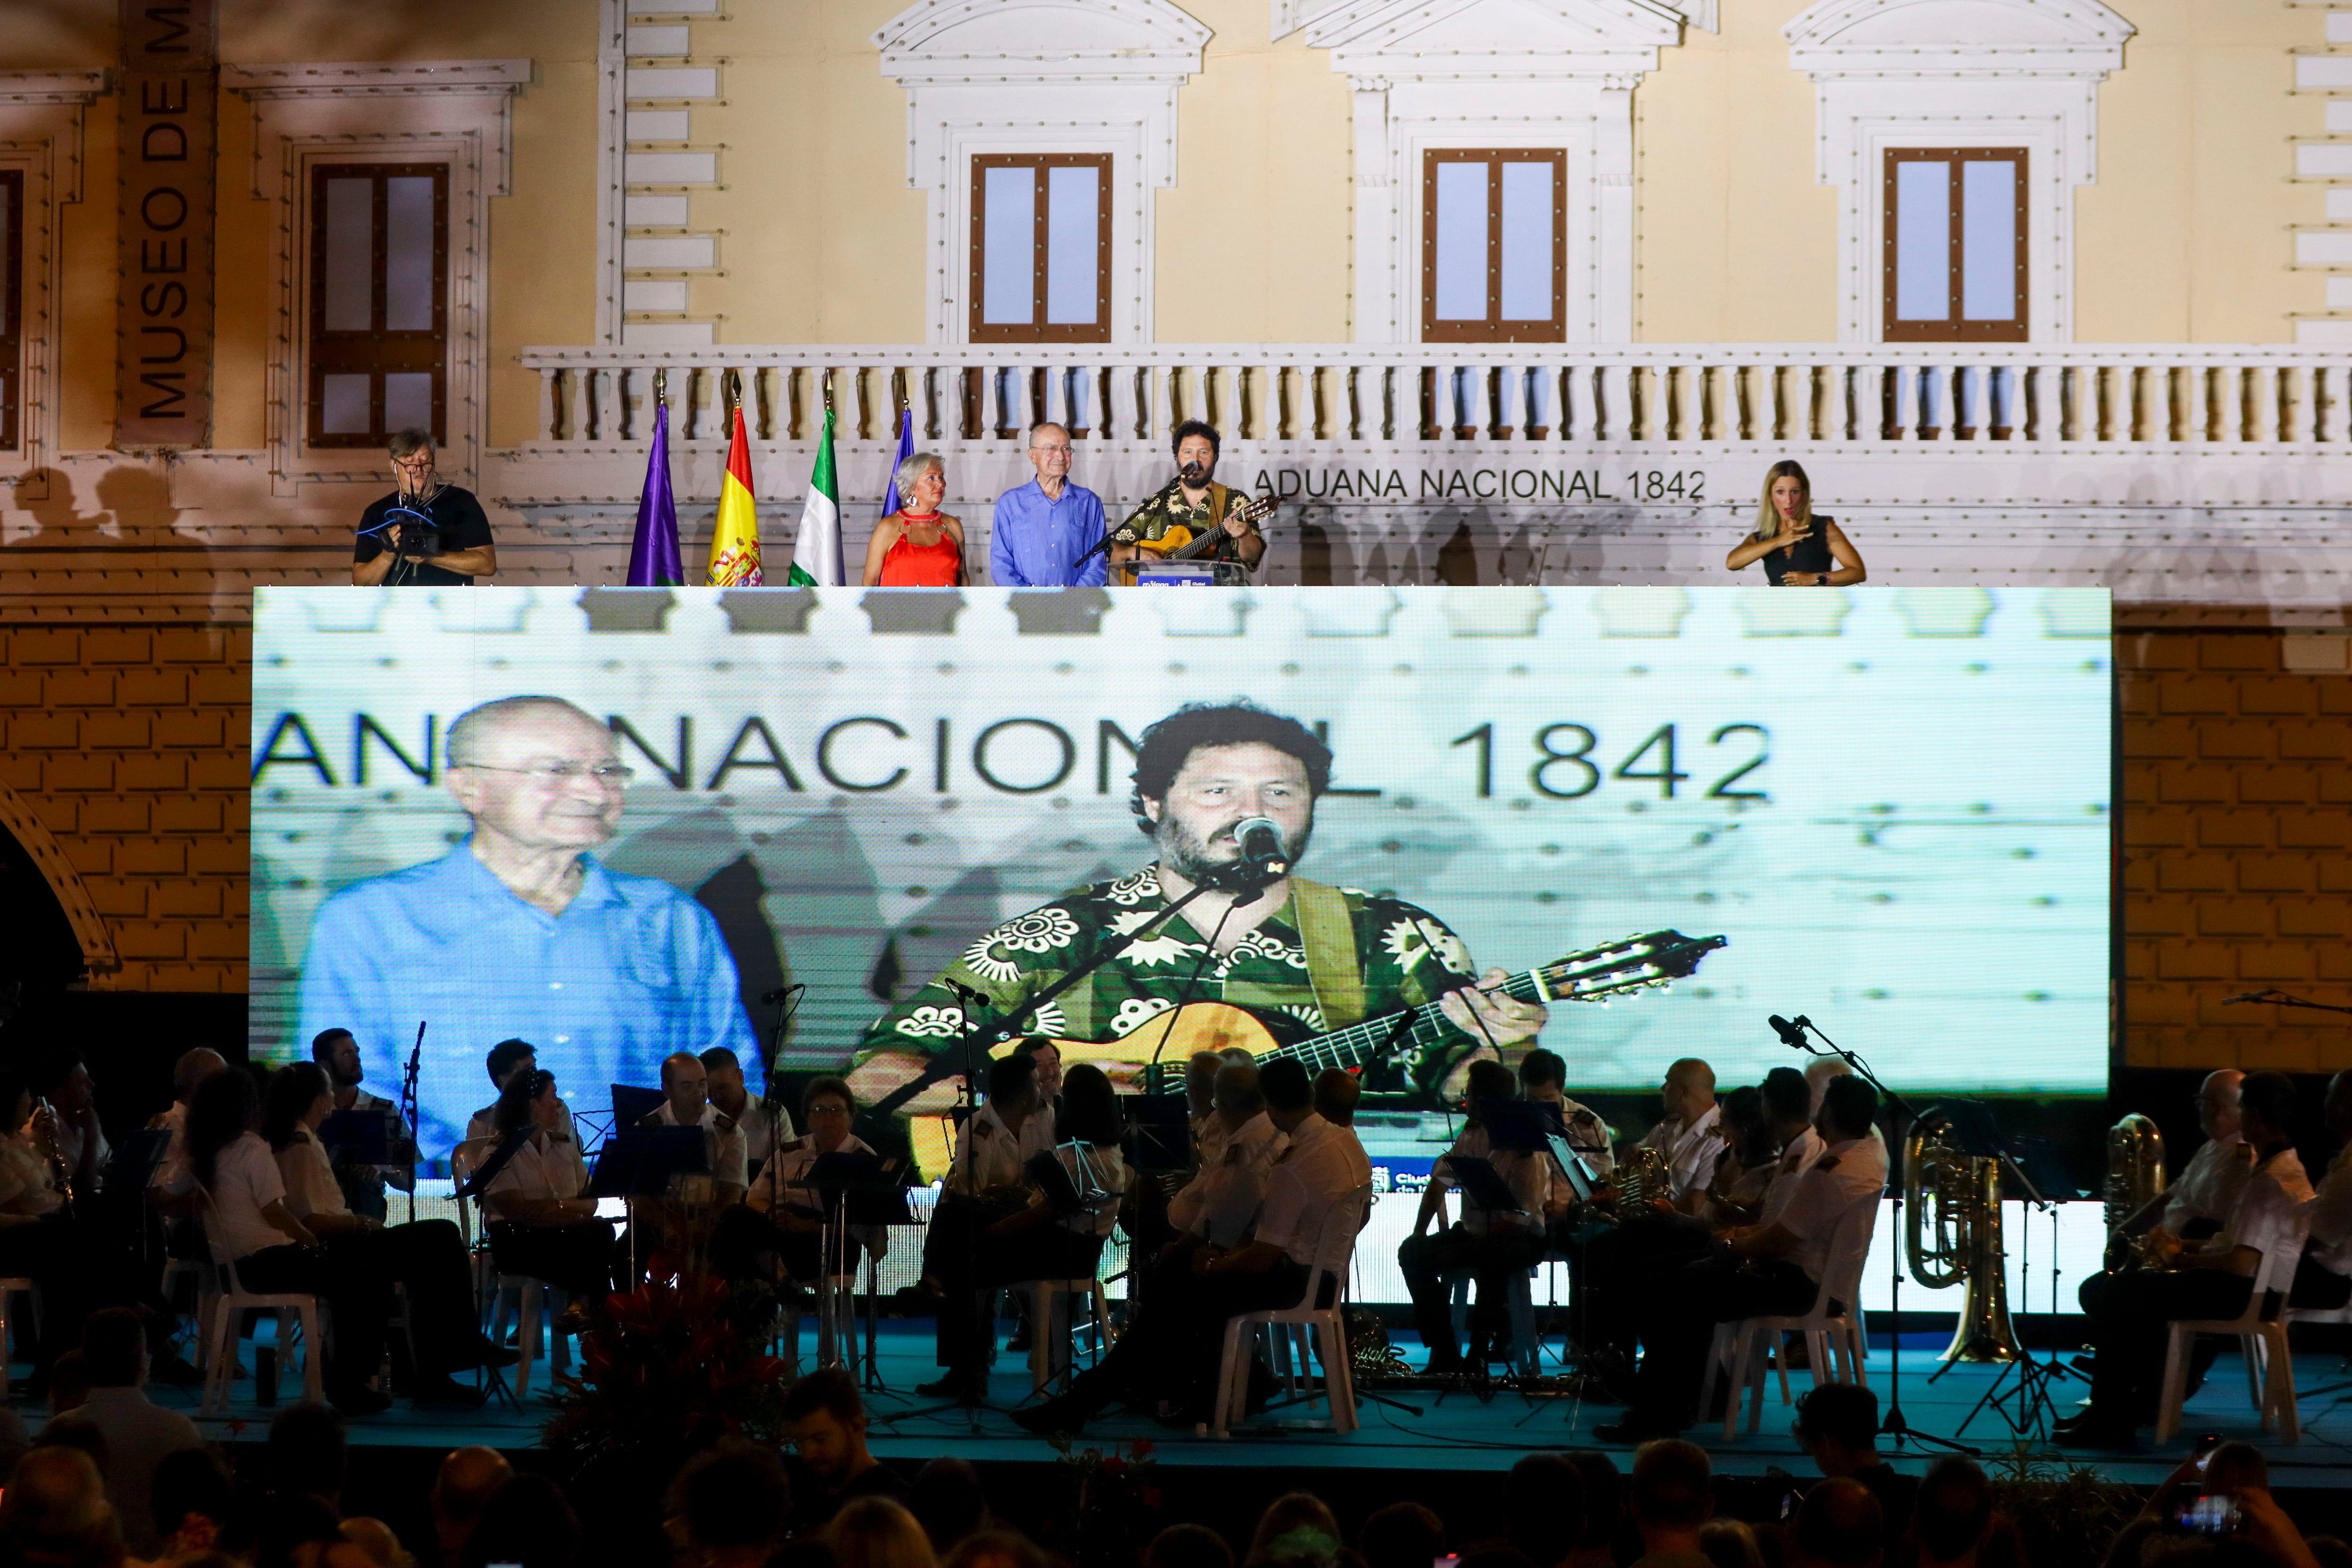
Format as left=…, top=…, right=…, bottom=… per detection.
left=1904, top=1121, right=2019, bottom=1363
left=2105, top=1113, right=2169, bottom=1272
left=1613, top=1146, right=1674, bottom=1211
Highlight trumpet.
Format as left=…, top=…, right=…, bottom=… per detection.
left=1904, top=1121, right=2019, bottom=1363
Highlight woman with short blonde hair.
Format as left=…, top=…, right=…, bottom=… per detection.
left=862, top=452, right=965, bottom=587
left=824, top=1497, right=936, bottom=1568
left=1725, top=460, right=1865, bottom=586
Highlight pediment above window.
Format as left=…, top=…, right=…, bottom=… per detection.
left=874, top=0, right=1208, bottom=84
left=1282, top=0, right=1687, bottom=72
left=1785, top=0, right=2132, bottom=76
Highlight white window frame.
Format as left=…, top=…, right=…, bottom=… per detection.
left=1293, top=1, right=1684, bottom=345
left=225, top=61, right=528, bottom=496
left=1785, top=0, right=2133, bottom=345
left=0, top=72, right=103, bottom=498
left=874, top=0, right=1207, bottom=346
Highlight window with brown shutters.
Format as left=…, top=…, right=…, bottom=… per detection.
left=1883, top=149, right=2028, bottom=343
left=307, top=163, right=449, bottom=448
left=968, top=153, right=1112, bottom=344
left=1420, top=149, right=1566, bottom=344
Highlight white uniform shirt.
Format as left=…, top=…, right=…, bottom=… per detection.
left=730, top=1098, right=793, bottom=1177
left=947, top=1101, right=1055, bottom=1199
left=2214, top=1146, right=2313, bottom=1287
left=1169, top=1112, right=1287, bottom=1246
left=481, top=1128, right=591, bottom=1213
left=1330, top=1123, right=1374, bottom=1193
left=1777, top=1133, right=1889, bottom=1286
left=2306, top=1146, right=2352, bottom=1274
left=1756, top=1126, right=1827, bottom=1231
left=203, top=1132, right=293, bottom=1261
left=646, top=1101, right=748, bottom=1190
left=1639, top=1103, right=1726, bottom=1201
left=1557, top=1096, right=1615, bottom=1179
left=2162, top=1133, right=2253, bottom=1232
left=274, top=1128, right=349, bottom=1222
left=468, top=1096, right=578, bottom=1148
left=1432, top=1125, right=1548, bottom=1237
left=1255, top=1114, right=1364, bottom=1268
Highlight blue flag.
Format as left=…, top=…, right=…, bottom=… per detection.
left=880, top=405, right=913, bottom=520
left=627, top=396, right=684, bottom=587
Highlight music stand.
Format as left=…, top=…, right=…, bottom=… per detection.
left=588, top=1127, right=709, bottom=1285
left=801, top=1150, right=912, bottom=1387
left=610, top=1085, right=667, bottom=1128
left=1121, top=1094, right=1192, bottom=1176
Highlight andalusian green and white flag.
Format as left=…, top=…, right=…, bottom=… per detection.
left=785, top=406, right=846, bottom=586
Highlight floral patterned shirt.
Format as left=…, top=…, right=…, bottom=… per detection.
left=856, top=867, right=1485, bottom=1080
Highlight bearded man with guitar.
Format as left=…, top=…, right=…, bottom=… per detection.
left=847, top=701, right=1548, bottom=1124
left=1108, top=421, right=1269, bottom=582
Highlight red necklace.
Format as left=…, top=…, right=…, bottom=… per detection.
left=899, top=510, right=941, bottom=523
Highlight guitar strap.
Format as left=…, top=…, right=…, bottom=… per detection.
left=1288, top=877, right=1367, bottom=1031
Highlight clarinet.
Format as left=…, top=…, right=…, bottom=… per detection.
left=32, top=1097, right=73, bottom=1218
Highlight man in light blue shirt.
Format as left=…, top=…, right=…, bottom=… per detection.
left=989, top=422, right=1108, bottom=587
left=295, top=695, right=757, bottom=1161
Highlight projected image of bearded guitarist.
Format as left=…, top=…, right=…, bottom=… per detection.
left=848, top=701, right=1547, bottom=1114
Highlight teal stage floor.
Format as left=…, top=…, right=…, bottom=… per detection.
left=82, top=1322, right=2352, bottom=1495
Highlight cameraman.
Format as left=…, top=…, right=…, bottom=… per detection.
left=353, top=429, right=497, bottom=586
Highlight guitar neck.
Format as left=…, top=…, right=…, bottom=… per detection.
left=1262, top=968, right=1549, bottom=1076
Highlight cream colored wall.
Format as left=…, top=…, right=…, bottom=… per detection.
left=1155, top=1, right=1354, bottom=343
left=685, top=2, right=927, bottom=344
left=1634, top=2, right=1838, bottom=344
left=2078, top=0, right=2327, bottom=343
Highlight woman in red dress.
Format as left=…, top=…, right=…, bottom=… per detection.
left=861, top=452, right=966, bottom=586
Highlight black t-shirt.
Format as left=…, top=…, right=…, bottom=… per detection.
left=355, top=485, right=494, bottom=586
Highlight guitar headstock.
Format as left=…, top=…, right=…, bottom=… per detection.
left=1530, top=930, right=1728, bottom=1003
left=1238, top=493, right=1280, bottom=524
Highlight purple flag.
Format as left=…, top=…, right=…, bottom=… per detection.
left=881, top=405, right=913, bottom=522
left=627, top=397, right=684, bottom=587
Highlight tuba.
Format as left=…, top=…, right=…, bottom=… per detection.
left=2105, top=1113, right=2168, bottom=1272
left=1904, top=1121, right=2019, bottom=1363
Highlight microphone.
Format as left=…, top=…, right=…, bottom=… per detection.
left=1769, top=1014, right=1811, bottom=1049
left=1232, top=817, right=1291, bottom=877
left=760, top=983, right=808, bottom=1005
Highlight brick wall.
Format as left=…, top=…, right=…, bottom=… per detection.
left=0, top=623, right=250, bottom=993
left=2119, top=629, right=2352, bottom=1073
left=4, top=616, right=2348, bottom=1078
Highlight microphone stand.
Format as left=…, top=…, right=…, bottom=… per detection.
left=1783, top=1016, right=1976, bottom=1456
left=399, top=1023, right=425, bottom=1226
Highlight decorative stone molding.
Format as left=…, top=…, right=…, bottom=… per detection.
left=0, top=773, right=119, bottom=982
left=225, top=60, right=530, bottom=494
left=1280, top=1, right=1688, bottom=344
left=1783, top=0, right=2133, bottom=343
left=873, top=0, right=1210, bottom=345
left=0, top=72, right=105, bottom=497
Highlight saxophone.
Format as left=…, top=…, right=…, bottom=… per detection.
left=1904, top=1121, right=2019, bottom=1363
left=31, top=1096, right=72, bottom=1216
left=2105, top=1113, right=2169, bottom=1272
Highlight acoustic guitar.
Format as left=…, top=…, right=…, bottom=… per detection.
left=860, top=929, right=1728, bottom=1169
left=1115, top=492, right=1281, bottom=585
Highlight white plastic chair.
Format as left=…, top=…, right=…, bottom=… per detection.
left=200, top=1257, right=326, bottom=1414
left=159, top=1258, right=219, bottom=1372
left=453, top=1141, right=572, bottom=1397
left=195, top=1196, right=326, bottom=1415
left=1031, top=1276, right=1115, bottom=1392
left=2155, top=1214, right=2313, bottom=1445
left=1209, top=1184, right=1371, bottom=1438
left=0, top=1278, right=41, bottom=1395
left=1700, top=1192, right=1879, bottom=1438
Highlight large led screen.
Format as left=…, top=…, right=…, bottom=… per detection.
left=249, top=586, right=2112, bottom=1163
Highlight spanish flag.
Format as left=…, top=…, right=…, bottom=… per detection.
left=705, top=403, right=762, bottom=586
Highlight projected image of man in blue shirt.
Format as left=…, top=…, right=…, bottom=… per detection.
left=294, top=695, right=758, bottom=1160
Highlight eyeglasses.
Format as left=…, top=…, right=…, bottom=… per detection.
left=392, top=454, right=436, bottom=471
left=454, top=759, right=635, bottom=784
left=1031, top=444, right=1073, bottom=456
